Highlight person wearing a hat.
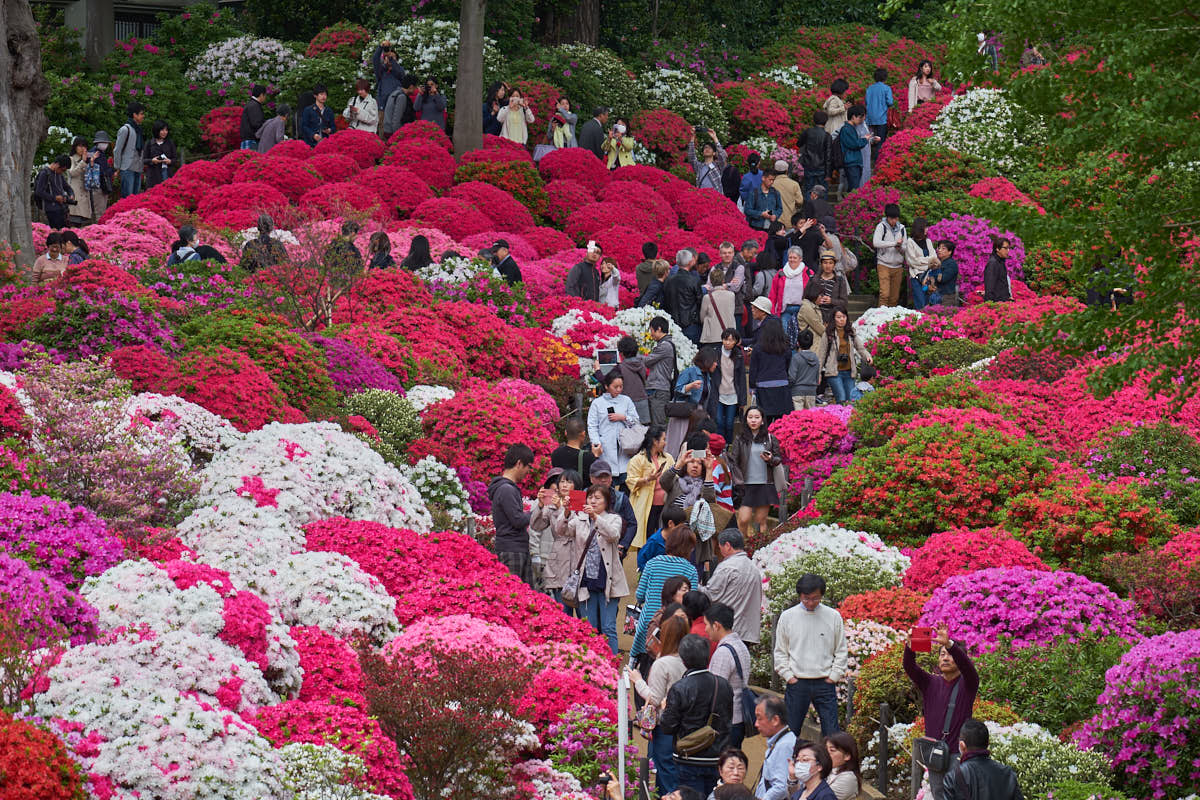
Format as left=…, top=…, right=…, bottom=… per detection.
left=745, top=295, right=776, bottom=349
left=530, top=467, right=585, bottom=607
left=773, top=160, right=804, bottom=230
left=587, top=457, right=639, bottom=558
left=490, top=239, right=522, bottom=285
left=738, top=152, right=763, bottom=206
left=805, top=250, right=850, bottom=326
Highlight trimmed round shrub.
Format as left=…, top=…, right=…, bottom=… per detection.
left=0, top=711, right=87, bottom=800
left=838, top=586, right=929, bottom=629
left=0, top=493, right=121, bottom=590
left=343, top=389, right=422, bottom=466
left=848, top=376, right=1009, bottom=447
left=903, top=527, right=1048, bottom=593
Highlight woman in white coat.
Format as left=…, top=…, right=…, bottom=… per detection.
left=903, top=216, right=940, bottom=310
left=497, top=89, right=536, bottom=144
left=587, top=370, right=641, bottom=483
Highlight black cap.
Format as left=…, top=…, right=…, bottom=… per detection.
left=492, top=239, right=509, bottom=250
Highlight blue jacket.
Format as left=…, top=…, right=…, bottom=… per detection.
left=636, top=278, right=665, bottom=308
left=866, top=82, right=894, bottom=125
left=930, top=257, right=958, bottom=295
left=739, top=169, right=763, bottom=206
left=638, top=528, right=667, bottom=571
left=675, top=365, right=704, bottom=404
left=839, top=124, right=869, bottom=167
left=299, top=103, right=335, bottom=146
left=744, top=185, right=782, bottom=230
left=372, top=46, right=406, bottom=108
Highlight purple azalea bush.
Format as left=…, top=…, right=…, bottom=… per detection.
left=0, top=492, right=123, bottom=590
left=304, top=334, right=403, bottom=395
left=927, top=213, right=1025, bottom=295
left=27, top=289, right=178, bottom=359
left=0, top=340, right=64, bottom=372
left=1075, top=629, right=1200, bottom=798
left=0, top=551, right=98, bottom=646
left=919, top=567, right=1140, bottom=654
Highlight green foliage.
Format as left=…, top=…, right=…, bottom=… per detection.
left=976, top=635, right=1132, bottom=733
left=1045, top=782, right=1127, bottom=800
left=916, top=337, right=998, bottom=372
left=766, top=550, right=900, bottom=621
left=344, top=389, right=422, bottom=464
left=245, top=0, right=370, bottom=41
left=43, top=74, right=123, bottom=151
left=848, top=376, right=1007, bottom=447
left=364, top=18, right=506, bottom=110
left=1084, top=421, right=1200, bottom=527
left=152, top=2, right=245, bottom=64
left=510, top=44, right=645, bottom=119
left=33, top=6, right=84, bottom=75
left=100, top=42, right=210, bottom=151
left=990, top=732, right=1114, bottom=800
left=275, top=55, right=361, bottom=111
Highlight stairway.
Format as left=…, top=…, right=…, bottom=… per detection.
left=846, top=293, right=875, bottom=324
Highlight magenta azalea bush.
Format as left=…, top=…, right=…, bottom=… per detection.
left=1075, top=629, right=1200, bottom=799
left=303, top=334, right=403, bottom=396
left=769, top=408, right=856, bottom=470
left=0, top=492, right=122, bottom=590
left=927, top=213, right=1025, bottom=295
left=919, top=567, right=1140, bottom=654
left=0, top=551, right=97, bottom=646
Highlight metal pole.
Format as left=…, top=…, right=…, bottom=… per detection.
left=801, top=476, right=814, bottom=508
left=877, top=702, right=892, bottom=794
left=575, top=391, right=584, bottom=420
left=639, top=757, right=651, bottom=800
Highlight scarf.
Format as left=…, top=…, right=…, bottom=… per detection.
left=126, top=118, right=145, bottom=153
left=553, top=124, right=568, bottom=148
left=583, top=521, right=603, bottom=580
left=674, top=474, right=705, bottom=509
left=782, top=263, right=806, bottom=279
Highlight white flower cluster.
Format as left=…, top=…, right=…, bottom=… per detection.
left=930, top=88, right=1047, bottom=176
left=862, top=721, right=916, bottom=793
left=278, top=743, right=391, bottom=800
left=852, top=305, right=923, bottom=345
left=636, top=68, right=729, bottom=139
left=398, top=456, right=472, bottom=523
left=33, top=125, right=76, bottom=182
left=406, top=384, right=456, bottom=413
left=418, top=255, right=498, bottom=286
left=841, top=619, right=906, bottom=703
left=757, top=65, right=815, bottom=90
left=752, top=523, right=909, bottom=584
left=361, top=19, right=504, bottom=105
left=187, top=35, right=301, bottom=86
left=610, top=306, right=698, bottom=370
left=235, top=227, right=302, bottom=247
left=743, top=136, right=778, bottom=158
left=550, top=308, right=609, bottom=339
left=124, top=392, right=243, bottom=467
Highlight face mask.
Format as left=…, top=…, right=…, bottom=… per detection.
left=96, top=142, right=108, bottom=151
left=615, top=124, right=626, bottom=134
left=793, top=762, right=812, bottom=782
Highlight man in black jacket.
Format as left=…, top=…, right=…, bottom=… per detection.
left=943, top=719, right=1023, bottom=800
left=659, top=634, right=734, bottom=798
left=33, top=156, right=74, bottom=230
left=577, top=106, right=610, bottom=159
left=240, top=85, right=268, bottom=150
left=490, top=239, right=522, bottom=285
left=487, top=444, right=537, bottom=589
left=799, top=110, right=834, bottom=193
left=664, top=249, right=704, bottom=344
left=565, top=241, right=604, bottom=300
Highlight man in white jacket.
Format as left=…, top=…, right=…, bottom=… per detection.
left=344, top=79, right=379, bottom=134
left=872, top=202, right=907, bottom=307
left=773, top=572, right=847, bottom=736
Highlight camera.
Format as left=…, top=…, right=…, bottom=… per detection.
left=597, top=773, right=613, bottom=786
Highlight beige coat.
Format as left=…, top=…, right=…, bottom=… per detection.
left=699, top=286, right=738, bottom=343
left=823, top=95, right=847, bottom=135
left=530, top=503, right=575, bottom=589
left=68, top=153, right=107, bottom=221
left=903, top=236, right=940, bottom=279
left=774, top=173, right=804, bottom=228
left=553, top=510, right=629, bottom=599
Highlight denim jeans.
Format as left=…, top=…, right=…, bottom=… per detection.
left=682, top=323, right=701, bottom=344
left=676, top=762, right=719, bottom=798
left=829, top=370, right=855, bottom=404
left=582, top=592, right=620, bottom=654
left=550, top=588, right=579, bottom=618
left=119, top=169, right=142, bottom=197
left=785, top=678, right=841, bottom=737
left=240, top=139, right=259, bottom=150
left=780, top=304, right=801, bottom=347
left=910, top=276, right=929, bottom=310
left=844, top=165, right=863, bottom=191
left=650, top=730, right=677, bottom=795
left=716, top=402, right=737, bottom=443
left=803, top=173, right=826, bottom=195
left=728, top=722, right=745, bottom=749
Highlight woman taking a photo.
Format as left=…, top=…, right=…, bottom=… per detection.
left=626, top=614, right=689, bottom=797
left=530, top=468, right=584, bottom=611
left=749, top=318, right=794, bottom=424
left=820, top=306, right=873, bottom=404
left=626, top=426, right=673, bottom=549
left=587, top=370, right=641, bottom=485
left=553, top=483, right=628, bottom=655
left=727, top=406, right=782, bottom=539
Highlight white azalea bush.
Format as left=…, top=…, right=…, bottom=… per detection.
left=235, top=226, right=301, bottom=248
left=611, top=306, right=698, bottom=371
left=124, top=392, right=242, bottom=467
left=852, top=305, right=923, bottom=345
left=743, top=136, right=778, bottom=158
left=841, top=619, right=907, bottom=707
left=405, top=384, right=456, bottom=413
left=636, top=68, right=729, bottom=139
left=279, top=743, right=392, bottom=800
left=930, top=88, right=1047, bottom=176
left=362, top=19, right=504, bottom=107
left=757, top=65, right=815, bottom=90
left=399, top=456, right=472, bottom=525
left=986, top=722, right=1114, bottom=797
left=187, top=35, right=301, bottom=87
left=418, top=255, right=499, bottom=286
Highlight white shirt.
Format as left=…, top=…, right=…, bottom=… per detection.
left=773, top=602, right=848, bottom=683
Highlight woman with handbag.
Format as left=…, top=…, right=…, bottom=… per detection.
left=554, top=484, right=629, bottom=655
left=632, top=526, right=699, bottom=661
left=626, top=426, right=674, bottom=549
left=587, top=371, right=641, bottom=486
left=626, top=614, right=690, bottom=796
left=728, top=406, right=783, bottom=539
left=669, top=349, right=719, bottom=456
left=659, top=448, right=720, bottom=578
left=530, top=468, right=584, bottom=612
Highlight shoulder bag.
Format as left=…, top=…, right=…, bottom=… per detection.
left=559, top=521, right=599, bottom=608
left=915, top=678, right=962, bottom=772
left=720, top=642, right=760, bottom=735
left=675, top=674, right=722, bottom=756
left=620, top=423, right=649, bottom=456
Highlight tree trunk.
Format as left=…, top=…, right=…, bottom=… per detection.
left=1, top=0, right=49, bottom=268
left=540, top=0, right=600, bottom=45
left=453, top=0, right=486, bottom=158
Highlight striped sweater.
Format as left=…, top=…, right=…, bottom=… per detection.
left=632, top=555, right=699, bottom=657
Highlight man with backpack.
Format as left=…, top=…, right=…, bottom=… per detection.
left=33, top=156, right=74, bottom=229
left=112, top=102, right=146, bottom=198
left=381, top=75, right=418, bottom=138
left=872, top=203, right=907, bottom=307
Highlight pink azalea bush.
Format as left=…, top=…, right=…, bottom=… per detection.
left=769, top=409, right=855, bottom=470
left=903, top=527, right=1048, bottom=593
left=926, top=213, right=1025, bottom=295
left=919, top=567, right=1140, bottom=654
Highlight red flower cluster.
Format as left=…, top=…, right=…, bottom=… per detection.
left=544, top=179, right=596, bottom=226
left=453, top=160, right=549, bottom=218
left=0, top=712, right=85, bottom=800
left=353, top=166, right=435, bottom=218
left=305, top=21, right=370, bottom=60
left=382, top=142, right=456, bottom=190
left=314, top=129, right=385, bottom=169
left=232, top=156, right=321, bottom=202
left=161, top=345, right=305, bottom=431
left=565, top=201, right=655, bottom=244
left=539, top=147, right=611, bottom=188
left=409, top=197, right=495, bottom=240
left=305, top=152, right=361, bottom=182
left=300, top=181, right=386, bottom=221
left=447, top=181, right=536, bottom=231
left=839, top=586, right=930, bottom=629
left=631, top=108, right=692, bottom=166
left=386, top=120, right=453, bottom=153
left=903, top=526, right=1048, bottom=593
left=199, top=105, right=243, bottom=154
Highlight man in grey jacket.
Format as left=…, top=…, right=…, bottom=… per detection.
left=381, top=76, right=417, bottom=138
left=112, top=101, right=146, bottom=198
left=644, top=317, right=676, bottom=426
left=487, top=444, right=537, bottom=589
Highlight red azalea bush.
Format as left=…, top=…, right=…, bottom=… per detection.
left=631, top=108, right=692, bottom=166
left=306, top=22, right=370, bottom=60
left=839, top=586, right=930, bottom=629
left=314, top=129, right=385, bottom=169
left=518, top=668, right=617, bottom=728
left=544, top=179, right=596, bottom=226
left=897, top=407, right=1029, bottom=441
left=591, top=225, right=651, bottom=277
left=0, top=711, right=86, bottom=800
left=968, top=177, right=1045, bottom=213
left=769, top=408, right=854, bottom=469
left=872, top=133, right=991, bottom=194
left=59, top=259, right=157, bottom=298
left=338, top=268, right=434, bottom=317
left=299, top=182, right=387, bottom=221
left=0, top=383, right=28, bottom=439
left=250, top=700, right=413, bottom=800
left=172, top=158, right=233, bottom=185
left=835, top=185, right=903, bottom=242
left=163, top=346, right=304, bottom=431
left=219, top=149, right=262, bottom=171
left=903, top=526, right=1049, bottom=593
left=304, top=152, right=361, bottom=183
left=385, top=120, right=453, bottom=153
left=291, top=625, right=366, bottom=703
left=232, top=156, right=320, bottom=202
left=196, top=181, right=289, bottom=222
left=453, top=160, right=548, bottom=219
left=673, top=186, right=742, bottom=229
left=954, top=293, right=1085, bottom=345
left=520, top=226, right=576, bottom=257
left=267, top=139, right=314, bottom=161
left=598, top=181, right=676, bottom=229
left=615, top=164, right=693, bottom=199
left=199, top=105, right=243, bottom=154
left=353, top=166, right=435, bottom=218
left=565, top=201, right=656, bottom=243
left=692, top=214, right=758, bottom=251
left=447, top=181, right=536, bottom=231
left=459, top=147, right=534, bottom=166
left=731, top=95, right=795, bottom=145
left=382, top=142, right=456, bottom=190
left=408, top=383, right=556, bottom=491
left=539, top=147, right=611, bottom=187
left=408, top=197, right=495, bottom=240
left=108, top=345, right=174, bottom=393
left=1001, top=463, right=1178, bottom=580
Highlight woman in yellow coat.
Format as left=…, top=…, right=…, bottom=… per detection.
left=602, top=117, right=636, bottom=169
left=624, top=425, right=674, bottom=548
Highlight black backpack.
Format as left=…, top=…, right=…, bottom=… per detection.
left=831, top=125, right=847, bottom=171
left=721, top=163, right=742, bottom=203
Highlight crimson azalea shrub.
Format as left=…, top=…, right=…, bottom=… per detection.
left=381, top=143, right=456, bottom=190
left=631, top=108, right=692, bottom=167
left=267, top=139, right=314, bottom=160
left=873, top=134, right=993, bottom=195
left=164, top=346, right=304, bottom=431
left=352, top=166, right=435, bottom=218
left=328, top=326, right=412, bottom=385
left=544, top=179, right=596, bottom=225
left=180, top=312, right=337, bottom=413
left=407, top=382, right=557, bottom=490
left=904, top=526, right=1048, bottom=593
left=196, top=181, right=289, bottom=223
left=835, top=185, right=903, bottom=242
left=408, top=197, right=495, bottom=240
left=816, top=423, right=1053, bottom=542
left=1103, top=531, right=1200, bottom=631
left=0, top=384, right=27, bottom=440
left=306, top=21, right=370, bottom=60
left=1074, top=629, right=1200, bottom=799
left=107, top=345, right=173, bottom=393
left=565, top=201, right=656, bottom=243
left=839, top=586, right=929, bottom=629
left=219, top=149, right=261, bottom=170
left=299, top=181, right=387, bottom=221
left=515, top=226, right=575, bottom=257
left=1000, top=464, right=1178, bottom=581
left=0, top=711, right=87, bottom=800
left=172, top=158, right=233, bottom=185
left=58, top=259, right=159, bottom=298
left=304, top=152, right=361, bottom=183
left=731, top=95, right=794, bottom=145
left=447, top=181, right=536, bottom=231
left=385, top=120, right=453, bottom=153
left=673, top=186, right=742, bottom=229
left=954, top=293, right=1086, bottom=345
left=314, top=128, right=385, bottom=169
left=232, top=156, right=320, bottom=202
left=199, top=105, right=242, bottom=154
left=453, top=160, right=549, bottom=219
left=598, top=181, right=677, bottom=229
left=291, top=624, right=365, bottom=703
left=848, top=376, right=1009, bottom=447
left=539, top=147, right=610, bottom=187
left=919, top=567, right=1140, bottom=655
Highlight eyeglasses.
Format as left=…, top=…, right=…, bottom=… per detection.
left=793, top=756, right=818, bottom=764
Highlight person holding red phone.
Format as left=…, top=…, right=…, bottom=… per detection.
left=903, top=622, right=979, bottom=800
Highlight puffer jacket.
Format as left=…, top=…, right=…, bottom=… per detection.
left=658, top=669, right=733, bottom=765
left=943, top=751, right=1023, bottom=800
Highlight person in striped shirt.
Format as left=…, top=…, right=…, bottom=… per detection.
left=632, top=526, right=700, bottom=659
